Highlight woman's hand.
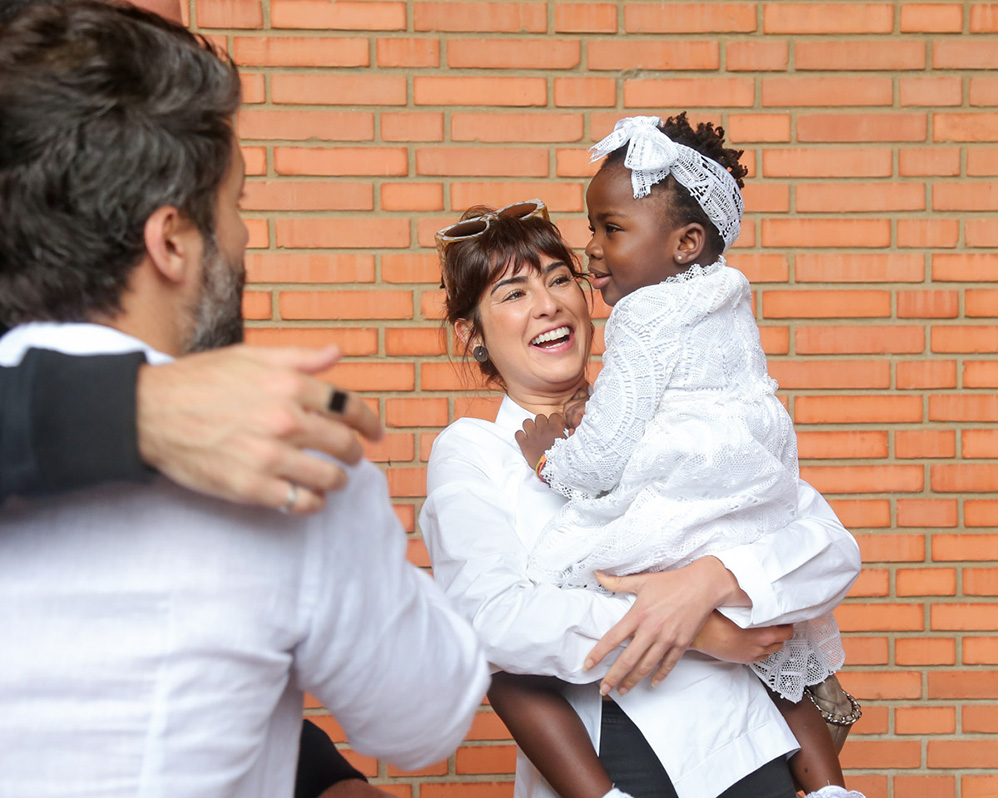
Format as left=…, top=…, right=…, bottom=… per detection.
left=515, top=413, right=568, bottom=470
left=692, top=613, right=793, bottom=663
left=584, top=556, right=748, bottom=696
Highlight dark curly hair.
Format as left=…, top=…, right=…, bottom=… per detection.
left=440, top=207, right=585, bottom=388
left=600, top=112, right=747, bottom=257
left=0, top=0, right=240, bottom=326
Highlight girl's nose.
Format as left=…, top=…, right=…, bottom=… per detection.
left=585, top=235, right=600, bottom=259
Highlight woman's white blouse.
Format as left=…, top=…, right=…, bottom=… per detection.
left=420, top=395, right=861, bottom=798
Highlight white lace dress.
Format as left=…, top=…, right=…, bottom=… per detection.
left=527, top=259, right=844, bottom=701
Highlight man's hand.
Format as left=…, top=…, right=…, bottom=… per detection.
left=692, top=613, right=793, bottom=664
left=584, top=556, right=749, bottom=696
left=136, top=344, right=383, bottom=514
left=514, top=413, right=568, bottom=471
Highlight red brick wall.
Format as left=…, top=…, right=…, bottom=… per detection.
left=188, top=2, right=998, bottom=795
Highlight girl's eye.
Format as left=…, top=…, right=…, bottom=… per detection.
left=587, top=225, right=595, bottom=234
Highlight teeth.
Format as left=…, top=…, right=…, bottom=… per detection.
left=531, top=326, right=570, bottom=346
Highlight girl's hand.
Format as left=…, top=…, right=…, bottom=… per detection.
left=562, top=386, right=590, bottom=431
left=584, top=556, right=747, bottom=696
left=692, top=613, right=793, bottom=663
left=515, top=413, right=568, bottom=470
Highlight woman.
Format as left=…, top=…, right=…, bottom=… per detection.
left=420, top=202, right=861, bottom=798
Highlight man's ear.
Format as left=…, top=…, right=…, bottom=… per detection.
left=144, top=205, right=201, bottom=285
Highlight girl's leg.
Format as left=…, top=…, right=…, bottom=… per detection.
left=597, top=699, right=678, bottom=798
left=716, top=757, right=797, bottom=798
left=488, top=672, right=615, bottom=798
left=771, top=693, right=845, bottom=792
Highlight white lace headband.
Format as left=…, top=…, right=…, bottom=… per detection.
left=589, top=115, right=744, bottom=252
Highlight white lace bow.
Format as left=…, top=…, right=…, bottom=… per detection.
left=590, top=116, right=744, bottom=252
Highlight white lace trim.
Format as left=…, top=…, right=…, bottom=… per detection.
left=590, top=115, right=744, bottom=252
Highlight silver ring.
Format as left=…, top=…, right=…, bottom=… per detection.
left=280, top=483, right=297, bottom=514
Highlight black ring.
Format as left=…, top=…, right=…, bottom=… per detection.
left=327, top=389, right=348, bottom=414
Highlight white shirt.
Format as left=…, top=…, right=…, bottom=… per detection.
left=0, top=322, right=490, bottom=798
left=420, top=395, right=861, bottom=798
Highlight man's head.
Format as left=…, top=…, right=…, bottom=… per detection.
left=0, top=0, right=245, bottom=352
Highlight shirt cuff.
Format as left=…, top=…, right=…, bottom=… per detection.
left=714, top=543, right=778, bottom=629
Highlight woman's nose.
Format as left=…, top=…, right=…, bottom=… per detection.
left=533, top=287, right=559, bottom=316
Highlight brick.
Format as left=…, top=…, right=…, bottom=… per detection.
left=725, top=41, right=788, bottom=71
left=196, top=0, right=262, bottom=28
left=895, top=429, right=957, bottom=459
left=381, top=112, right=444, bottom=142
left=274, top=218, right=410, bottom=249
left=742, top=179, right=789, bottom=212
left=759, top=326, right=789, bottom=355
left=242, top=291, right=271, bottom=320
left=795, top=395, right=923, bottom=424
left=934, top=112, right=998, bottom=141
left=761, top=77, right=893, bottom=107
left=850, top=567, right=890, bottom=597
left=451, top=113, right=584, bottom=144
left=929, top=740, right=998, bottom=769
left=932, top=533, right=998, bottom=560
left=763, top=290, right=891, bottom=318
left=842, top=636, right=889, bottom=665
left=553, top=77, right=616, bottom=108
left=387, top=467, right=427, bottom=497
left=932, top=253, right=998, bottom=281
left=770, top=360, right=890, bottom=390
left=763, top=148, right=892, bottom=177
left=968, top=147, right=998, bottom=175
left=796, top=41, right=926, bottom=70
left=966, top=776, right=998, bottom=798
left=238, top=110, right=375, bottom=142
left=244, top=327, right=378, bottom=356
left=386, top=759, right=447, bottom=778
left=799, top=464, right=923, bottom=493
left=413, top=2, right=546, bottom=33
left=364, top=434, right=416, bottom=464
left=795, top=183, right=925, bottom=212
left=797, top=113, right=928, bottom=142
left=895, top=636, right=957, bottom=666
left=829, top=499, right=891, bottom=528
left=279, top=290, right=412, bottom=321
left=965, top=567, right=998, bottom=596
left=970, top=3, right=998, bottom=31
left=934, top=181, right=998, bottom=211
left=421, top=783, right=513, bottom=798
left=727, top=253, right=788, bottom=282
left=381, top=182, right=443, bottom=212
left=763, top=3, right=894, bottom=33
left=836, top=668, right=924, bottom=699
left=964, top=701, right=998, bottom=727
left=796, top=325, right=925, bottom=355
left=274, top=147, right=407, bottom=177
left=901, top=4, right=963, bottom=32
left=418, top=286, right=448, bottom=319
left=623, top=78, right=754, bottom=108
left=966, top=500, right=998, bottom=527
left=242, top=181, right=373, bottom=212
left=857, top=532, right=927, bottom=563
left=934, top=40, right=998, bottom=69
left=624, top=3, right=757, bottom=33
left=761, top=219, right=891, bottom=248
left=239, top=73, right=265, bottom=104
left=244, top=218, right=269, bottom=248
left=384, top=328, right=447, bottom=356
left=382, top=253, right=441, bottom=284
left=376, top=38, right=440, bottom=68
left=232, top=36, right=368, bottom=67
left=322, top=362, right=415, bottom=392
left=455, top=745, right=518, bottom=775
left=246, top=252, right=375, bottom=284
left=896, top=360, right=957, bottom=390
left=588, top=40, right=719, bottom=71
left=965, top=360, right=998, bottom=387
left=964, top=428, right=998, bottom=458
left=796, top=430, right=889, bottom=459
left=896, top=567, right=957, bottom=596
left=415, top=147, right=548, bottom=177
left=241, top=146, right=266, bottom=175
left=969, top=77, right=998, bottom=107
left=897, top=290, right=959, bottom=319
left=449, top=182, right=583, bottom=213
left=271, top=74, right=406, bottom=106
left=271, top=0, right=406, bottom=30
left=449, top=38, right=580, bottom=69
left=899, top=146, right=961, bottom=176
left=930, top=463, right=998, bottom=492
left=795, top=253, right=924, bottom=283
left=967, top=219, right=998, bottom=247
left=725, top=113, right=791, bottom=143
left=895, top=705, right=957, bottom=734
left=931, top=325, right=998, bottom=353
left=897, top=220, right=959, bottom=249
left=414, top=77, right=546, bottom=107
left=900, top=76, right=963, bottom=106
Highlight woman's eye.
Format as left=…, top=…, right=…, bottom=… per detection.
left=551, top=274, right=571, bottom=286
left=502, top=289, right=525, bottom=301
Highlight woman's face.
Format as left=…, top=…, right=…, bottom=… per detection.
left=466, top=253, right=592, bottom=404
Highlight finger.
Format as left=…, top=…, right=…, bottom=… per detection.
left=585, top=613, right=637, bottom=670
left=239, top=343, right=343, bottom=374
left=251, top=476, right=326, bottom=515
left=618, top=637, right=671, bottom=693
left=649, top=648, right=682, bottom=687
left=292, top=409, right=366, bottom=467
left=322, top=387, right=383, bottom=443
left=277, top=444, right=351, bottom=494
left=594, top=570, right=645, bottom=595
left=601, top=631, right=655, bottom=695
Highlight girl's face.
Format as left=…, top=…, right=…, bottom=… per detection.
left=461, top=253, right=592, bottom=406
left=584, top=164, right=690, bottom=307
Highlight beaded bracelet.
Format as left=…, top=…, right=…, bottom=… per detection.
left=535, top=454, right=548, bottom=484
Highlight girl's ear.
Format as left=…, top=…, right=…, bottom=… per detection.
left=674, top=223, right=707, bottom=265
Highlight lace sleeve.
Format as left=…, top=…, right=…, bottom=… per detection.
left=542, top=287, right=682, bottom=500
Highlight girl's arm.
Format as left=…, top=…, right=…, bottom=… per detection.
left=489, top=673, right=613, bottom=798
left=540, top=289, right=681, bottom=499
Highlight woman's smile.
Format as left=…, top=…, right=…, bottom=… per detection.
left=530, top=325, right=574, bottom=350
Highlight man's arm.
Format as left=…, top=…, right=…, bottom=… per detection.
left=1, top=345, right=382, bottom=512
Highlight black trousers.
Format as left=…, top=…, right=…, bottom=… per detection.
left=597, top=700, right=797, bottom=798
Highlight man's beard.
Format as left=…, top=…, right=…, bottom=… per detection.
left=183, top=231, right=246, bottom=354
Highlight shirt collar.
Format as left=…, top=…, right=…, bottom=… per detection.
left=0, top=322, right=173, bottom=366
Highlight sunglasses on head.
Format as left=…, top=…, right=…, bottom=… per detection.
left=434, top=199, right=550, bottom=261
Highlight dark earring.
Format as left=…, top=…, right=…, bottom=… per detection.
left=473, top=345, right=489, bottom=362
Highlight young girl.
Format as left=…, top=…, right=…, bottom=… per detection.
left=499, top=114, right=862, bottom=798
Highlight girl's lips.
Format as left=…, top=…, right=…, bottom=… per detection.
left=589, top=273, right=610, bottom=290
